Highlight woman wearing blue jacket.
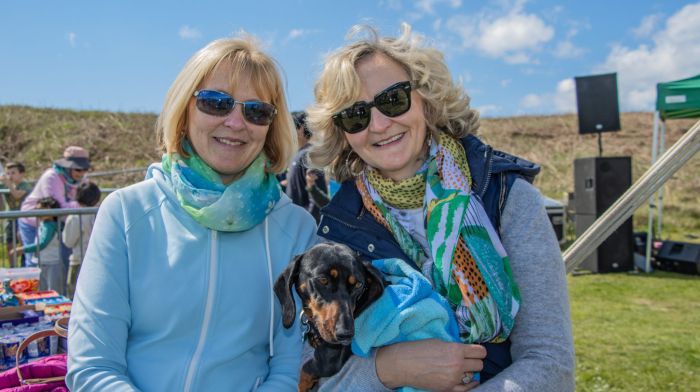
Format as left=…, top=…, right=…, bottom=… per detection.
left=305, top=24, right=574, bottom=391
left=67, top=36, right=317, bottom=391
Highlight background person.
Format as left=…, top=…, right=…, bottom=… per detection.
left=0, top=162, right=33, bottom=267
left=285, top=110, right=328, bottom=223
left=66, top=35, right=317, bottom=391
left=18, top=146, right=90, bottom=266
left=306, top=24, right=574, bottom=391
left=10, top=197, right=64, bottom=294
left=62, top=181, right=101, bottom=299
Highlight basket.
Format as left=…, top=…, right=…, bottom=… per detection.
left=14, top=317, right=69, bottom=385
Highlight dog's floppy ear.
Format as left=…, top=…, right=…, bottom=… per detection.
left=274, top=253, right=303, bottom=328
left=355, top=259, right=384, bottom=316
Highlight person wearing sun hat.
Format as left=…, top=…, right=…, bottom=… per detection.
left=18, top=146, right=91, bottom=270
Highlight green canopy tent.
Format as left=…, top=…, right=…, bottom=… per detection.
left=656, top=74, right=700, bottom=120
left=645, top=74, right=700, bottom=271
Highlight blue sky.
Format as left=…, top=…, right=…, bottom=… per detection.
left=1, top=0, right=699, bottom=117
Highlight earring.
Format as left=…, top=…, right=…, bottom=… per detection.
left=344, top=150, right=364, bottom=177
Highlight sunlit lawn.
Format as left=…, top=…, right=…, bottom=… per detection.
left=569, top=271, right=700, bottom=391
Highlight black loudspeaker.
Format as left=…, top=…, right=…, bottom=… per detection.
left=655, top=241, right=700, bottom=275
left=574, top=157, right=633, bottom=273
left=575, top=73, right=621, bottom=134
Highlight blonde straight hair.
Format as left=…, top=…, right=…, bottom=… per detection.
left=156, top=36, right=296, bottom=174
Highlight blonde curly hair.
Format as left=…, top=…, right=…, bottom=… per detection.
left=306, top=23, right=480, bottom=182
left=156, top=36, right=296, bottom=174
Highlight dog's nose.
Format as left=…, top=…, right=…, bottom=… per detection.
left=335, top=331, right=353, bottom=344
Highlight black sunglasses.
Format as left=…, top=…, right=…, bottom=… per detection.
left=332, top=81, right=413, bottom=134
left=193, top=90, right=277, bottom=126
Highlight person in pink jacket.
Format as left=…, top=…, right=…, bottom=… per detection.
left=18, top=146, right=90, bottom=267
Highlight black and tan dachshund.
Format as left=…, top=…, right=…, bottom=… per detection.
left=274, top=242, right=384, bottom=392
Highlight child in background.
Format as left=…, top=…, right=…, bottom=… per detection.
left=0, top=162, right=33, bottom=267
left=10, top=197, right=65, bottom=294
left=62, top=182, right=101, bottom=299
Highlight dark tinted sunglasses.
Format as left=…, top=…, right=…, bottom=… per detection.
left=193, top=90, right=277, bottom=126
left=332, top=81, right=413, bottom=134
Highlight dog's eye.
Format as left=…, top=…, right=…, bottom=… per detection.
left=354, top=282, right=364, bottom=290
left=318, top=277, right=329, bottom=285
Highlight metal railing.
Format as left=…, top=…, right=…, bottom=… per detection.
left=0, top=207, right=98, bottom=268
left=86, top=167, right=147, bottom=178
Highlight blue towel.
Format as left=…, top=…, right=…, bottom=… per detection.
left=351, top=258, right=460, bottom=356
left=352, top=258, right=463, bottom=392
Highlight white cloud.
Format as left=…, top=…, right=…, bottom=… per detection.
left=476, top=104, right=501, bottom=116
left=500, top=79, right=512, bottom=87
left=446, top=3, right=554, bottom=64
left=632, top=13, right=662, bottom=38
left=459, top=71, right=472, bottom=84
left=415, top=0, right=461, bottom=15
left=595, top=3, right=700, bottom=111
left=288, top=29, right=305, bottom=40
left=552, top=25, right=585, bottom=59
left=380, top=0, right=403, bottom=11
left=553, top=40, right=584, bottom=59
left=416, top=0, right=437, bottom=13
left=520, top=93, right=542, bottom=109
left=179, top=25, right=202, bottom=40
left=66, top=32, right=77, bottom=47
left=554, top=78, right=576, bottom=113
left=283, top=28, right=320, bottom=44
left=517, top=78, right=575, bottom=114
left=478, top=13, right=554, bottom=59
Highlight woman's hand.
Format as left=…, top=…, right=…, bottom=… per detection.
left=305, top=171, right=319, bottom=190
left=376, top=339, right=485, bottom=392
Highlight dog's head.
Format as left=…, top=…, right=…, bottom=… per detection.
left=274, top=242, right=384, bottom=345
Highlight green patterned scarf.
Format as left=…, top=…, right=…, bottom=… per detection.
left=161, top=142, right=280, bottom=232
left=357, top=134, right=520, bottom=343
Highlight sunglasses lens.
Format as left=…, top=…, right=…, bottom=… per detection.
left=195, top=90, right=235, bottom=116
left=334, top=103, right=371, bottom=134
left=243, top=102, right=277, bottom=126
left=376, top=84, right=411, bottom=117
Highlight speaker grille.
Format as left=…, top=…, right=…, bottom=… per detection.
left=575, top=73, right=621, bottom=134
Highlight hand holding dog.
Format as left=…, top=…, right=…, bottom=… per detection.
left=376, top=339, right=486, bottom=392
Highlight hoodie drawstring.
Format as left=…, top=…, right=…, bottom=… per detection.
left=264, top=217, right=274, bottom=357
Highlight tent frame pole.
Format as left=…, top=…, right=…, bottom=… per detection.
left=644, top=112, right=661, bottom=272
left=656, top=120, right=667, bottom=236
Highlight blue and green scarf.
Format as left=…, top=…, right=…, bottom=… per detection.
left=161, top=142, right=280, bottom=232
left=357, top=134, right=520, bottom=343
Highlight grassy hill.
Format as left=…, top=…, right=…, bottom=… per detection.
left=1, top=104, right=699, bottom=240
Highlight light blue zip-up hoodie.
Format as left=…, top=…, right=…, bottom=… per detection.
left=67, top=164, right=317, bottom=391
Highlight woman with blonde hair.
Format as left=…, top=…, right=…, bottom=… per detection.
left=307, top=24, right=574, bottom=391
left=67, top=36, right=317, bottom=391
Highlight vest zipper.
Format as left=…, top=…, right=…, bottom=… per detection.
left=183, top=230, right=218, bottom=392
left=479, top=146, right=494, bottom=198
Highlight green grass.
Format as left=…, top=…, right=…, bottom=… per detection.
left=569, top=271, right=700, bottom=391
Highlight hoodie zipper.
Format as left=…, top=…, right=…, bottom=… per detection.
left=183, top=230, right=218, bottom=392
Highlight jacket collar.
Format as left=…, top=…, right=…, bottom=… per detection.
left=461, top=135, right=540, bottom=196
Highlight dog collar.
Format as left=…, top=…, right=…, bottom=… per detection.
left=300, top=312, right=323, bottom=349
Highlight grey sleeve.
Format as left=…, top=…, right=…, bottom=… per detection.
left=310, top=344, right=392, bottom=392
left=476, top=179, right=575, bottom=392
